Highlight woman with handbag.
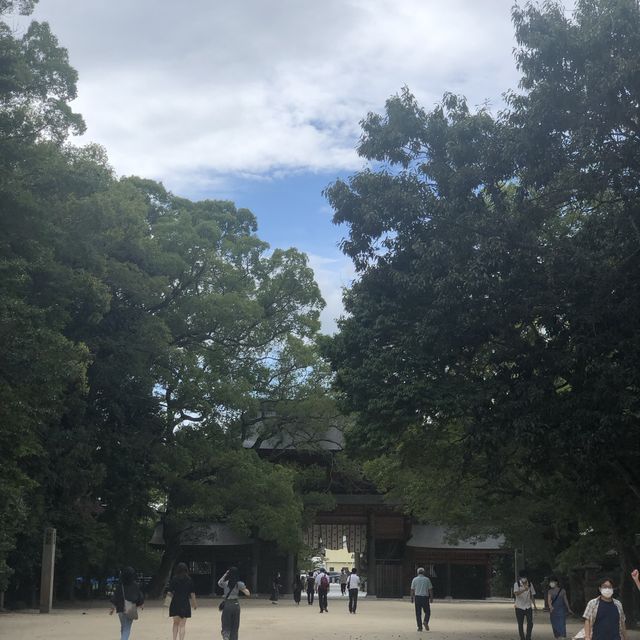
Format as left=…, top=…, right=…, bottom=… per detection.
left=218, top=567, right=250, bottom=640
left=547, top=575, right=574, bottom=639
left=167, top=562, right=197, bottom=640
left=109, top=566, right=144, bottom=640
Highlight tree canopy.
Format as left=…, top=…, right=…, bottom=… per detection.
left=0, top=2, right=334, bottom=600
left=324, top=0, right=640, bottom=612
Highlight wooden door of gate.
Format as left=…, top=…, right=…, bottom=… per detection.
left=375, top=560, right=403, bottom=597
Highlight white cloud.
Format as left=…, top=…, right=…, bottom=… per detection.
left=31, top=0, right=525, bottom=192
left=26, top=0, right=570, bottom=330
left=306, top=253, right=356, bottom=335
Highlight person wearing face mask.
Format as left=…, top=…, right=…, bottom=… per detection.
left=547, top=576, right=574, bottom=639
left=513, top=569, right=537, bottom=640
left=582, top=578, right=627, bottom=640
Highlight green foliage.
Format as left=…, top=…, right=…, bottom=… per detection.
left=0, top=6, right=329, bottom=601
left=325, top=0, right=640, bottom=587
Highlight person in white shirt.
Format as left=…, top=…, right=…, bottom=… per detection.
left=347, top=568, right=361, bottom=613
left=410, top=568, right=434, bottom=631
left=514, top=569, right=537, bottom=640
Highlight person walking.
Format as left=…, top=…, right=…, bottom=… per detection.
left=270, top=571, right=281, bottom=604
left=292, top=573, right=303, bottom=605
left=315, top=567, right=330, bottom=613
left=306, top=571, right=315, bottom=605
left=347, top=568, right=360, bottom=614
left=514, top=569, right=537, bottom=640
left=340, top=568, right=349, bottom=596
left=410, top=567, right=434, bottom=631
left=109, top=566, right=144, bottom=640
left=218, top=567, right=250, bottom=640
left=167, top=562, right=197, bottom=640
left=582, top=578, right=627, bottom=640
left=547, top=575, right=573, bottom=639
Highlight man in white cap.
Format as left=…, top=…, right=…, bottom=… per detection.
left=410, top=567, right=434, bottom=631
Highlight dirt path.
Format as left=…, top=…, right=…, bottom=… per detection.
left=2, top=597, right=639, bottom=640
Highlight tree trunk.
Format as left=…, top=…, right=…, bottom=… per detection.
left=608, top=504, right=639, bottom=630
left=147, top=533, right=182, bottom=598
left=618, top=543, right=638, bottom=629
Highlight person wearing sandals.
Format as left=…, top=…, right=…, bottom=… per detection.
left=547, top=575, right=574, bottom=639
left=167, top=562, right=197, bottom=640
left=582, top=577, right=627, bottom=640
left=218, top=567, right=250, bottom=640
left=109, top=566, right=144, bottom=640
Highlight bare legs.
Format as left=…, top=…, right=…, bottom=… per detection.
left=172, top=616, right=187, bottom=640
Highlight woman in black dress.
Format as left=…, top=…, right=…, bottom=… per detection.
left=292, top=573, right=303, bottom=604
left=167, top=562, right=197, bottom=640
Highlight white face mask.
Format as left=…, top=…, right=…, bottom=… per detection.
left=600, top=587, right=614, bottom=598
left=549, top=581, right=557, bottom=588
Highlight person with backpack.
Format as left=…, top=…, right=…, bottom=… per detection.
left=547, top=575, right=574, bottom=639
left=315, top=568, right=330, bottom=613
left=306, top=571, right=315, bottom=605
left=347, top=567, right=361, bottom=614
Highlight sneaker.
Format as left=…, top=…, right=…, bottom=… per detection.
left=425, top=624, right=429, bottom=631
left=417, top=627, right=423, bottom=632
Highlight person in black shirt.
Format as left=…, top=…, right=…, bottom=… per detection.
left=109, top=566, right=144, bottom=640
left=167, top=562, right=197, bottom=640
left=306, top=571, right=315, bottom=605
left=292, top=574, right=303, bottom=604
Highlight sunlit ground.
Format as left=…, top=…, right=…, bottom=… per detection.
left=3, top=596, right=640, bottom=640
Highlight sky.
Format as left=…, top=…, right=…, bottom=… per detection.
left=23, top=0, right=561, bottom=333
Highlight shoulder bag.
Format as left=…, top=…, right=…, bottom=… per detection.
left=122, top=582, right=139, bottom=620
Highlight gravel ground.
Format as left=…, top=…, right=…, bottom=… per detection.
left=2, top=596, right=639, bottom=640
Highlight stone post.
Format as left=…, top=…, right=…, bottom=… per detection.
left=367, top=512, right=376, bottom=596
left=39, top=527, right=56, bottom=613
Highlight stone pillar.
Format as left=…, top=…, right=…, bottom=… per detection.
left=367, top=512, right=376, bottom=596
left=286, top=553, right=294, bottom=596
left=251, top=542, right=260, bottom=594
left=485, top=558, right=492, bottom=599
left=39, top=527, right=56, bottom=613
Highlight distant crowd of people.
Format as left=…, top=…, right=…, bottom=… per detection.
left=107, top=564, right=640, bottom=640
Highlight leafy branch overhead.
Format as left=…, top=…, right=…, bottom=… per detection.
left=0, top=3, right=331, bottom=597
left=324, top=0, right=640, bottom=602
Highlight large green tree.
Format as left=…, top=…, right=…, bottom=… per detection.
left=324, top=0, right=640, bottom=614
left=1, top=1, right=329, bottom=602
